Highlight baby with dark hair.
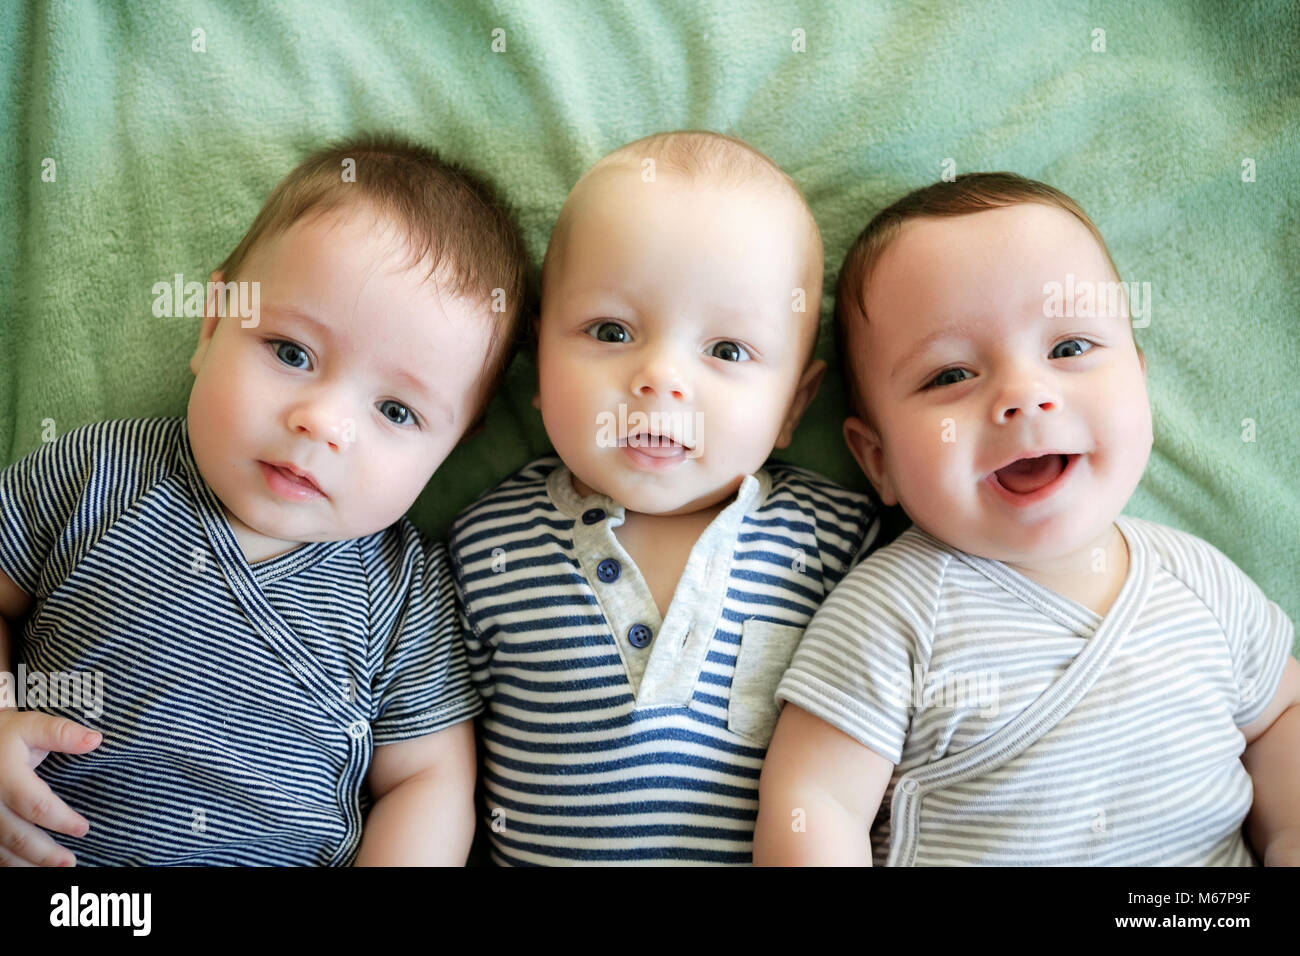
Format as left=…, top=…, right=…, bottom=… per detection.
left=0, top=134, right=529, bottom=866
left=756, top=172, right=1299, bottom=866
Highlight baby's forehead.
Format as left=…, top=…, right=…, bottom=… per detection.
left=555, top=163, right=819, bottom=281
left=575, top=161, right=796, bottom=220
left=869, top=208, right=1109, bottom=307
left=861, top=206, right=1117, bottom=327
left=888, top=204, right=1105, bottom=270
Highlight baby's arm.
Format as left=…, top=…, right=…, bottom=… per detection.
left=754, top=703, right=893, bottom=865
left=0, top=568, right=102, bottom=867
left=1240, top=655, right=1300, bottom=866
left=353, top=719, right=477, bottom=866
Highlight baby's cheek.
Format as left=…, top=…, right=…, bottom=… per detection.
left=1122, top=400, right=1155, bottom=475
left=191, top=374, right=238, bottom=444
left=541, top=374, right=590, bottom=435
left=905, top=424, right=951, bottom=478
left=1099, top=383, right=1152, bottom=451
left=220, top=358, right=269, bottom=418
left=887, top=440, right=934, bottom=511
left=358, top=458, right=420, bottom=530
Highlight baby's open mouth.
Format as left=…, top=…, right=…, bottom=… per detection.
left=622, top=433, right=689, bottom=456
left=993, top=454, right=1071, bottom=495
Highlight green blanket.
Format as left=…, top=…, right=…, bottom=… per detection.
left=2, top=1, right=1296, bottom=645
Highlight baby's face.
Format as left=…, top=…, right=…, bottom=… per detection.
left=537, top=167, right=821, bottom=515
left=187, top=203, right=493, bottom=549
left=845, top=203, right=1152, bottom=566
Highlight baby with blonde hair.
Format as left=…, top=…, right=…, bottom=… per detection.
left=449, top=130, right=881, bottom=865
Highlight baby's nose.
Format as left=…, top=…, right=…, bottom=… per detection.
left=631, top=357, right=688, bottom=401
left=996, top=398, right=1057, bottom=421
left=992, top=381, right=1059, bottom=423
left=288, top=402, right=352, bottom=451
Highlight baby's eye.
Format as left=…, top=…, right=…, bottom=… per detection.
left=378, top=400, right=418, bottom=428
left=1050, top=338, right=1094, bottom=359
left=587, top=321, right=630, bottom=344
left=271, top=340, right=311, bottom=370
left=709, top=341, right=751, bottom=362
left=927, top=367, right=973, bottom=388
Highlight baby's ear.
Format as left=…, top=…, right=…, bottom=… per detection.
left=773, top=359, right=827, bottom=449
left=843, top=416, right=898, bottom=506
left=189, top=270, right=225, bottom=375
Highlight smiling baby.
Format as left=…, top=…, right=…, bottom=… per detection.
left=754, top=172, right=1299, bottom=866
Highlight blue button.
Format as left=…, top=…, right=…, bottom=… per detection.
left=597, top=558, right=621, bottom=582
left=582, top=508, right=606, bottom=524
left=627, top=624, right=652, bottom=648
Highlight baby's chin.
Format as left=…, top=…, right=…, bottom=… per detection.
left=594, top=484, right=700, bottom=516
left=577, top=472, right=731, bottom=517
left=622, top=494, right=718, bottom=517
left=920, top=516, right=1115, bottom=567
left=226, top=502, right=383, bottom=546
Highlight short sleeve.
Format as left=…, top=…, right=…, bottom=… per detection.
left=772, top=465, right=882, bottom=594
left=839, top=509, right=884, bottom=580
left=367, top=528, right=483, bottom=745
left=1142, top=522, right=1295, bottom=729
left=448, top=550, right=496, bottom=703
left=459, top=608, right=495, bottom=702
left=0, top=423, right=104, bottom=597
left=776, top=533, right=945, bottom=765
left=1208, top=547, right=1294, bottom=727
left=819, top=501, right=882, bottom=594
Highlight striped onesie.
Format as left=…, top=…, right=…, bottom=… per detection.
left=776, top=514, right=1294, bottom=865
left=0, top=418, right=482, bottom=865
left=449, top=456, right=880, bottom=865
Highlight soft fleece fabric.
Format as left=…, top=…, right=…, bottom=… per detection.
left=1, top=1, right=1295, bottom=639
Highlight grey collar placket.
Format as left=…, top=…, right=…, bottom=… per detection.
left=546, top=465, right=772, bottom=705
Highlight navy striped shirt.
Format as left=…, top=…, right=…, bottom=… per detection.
left=0, top=418, right=481, bottom=865
left=449, top=456, right=880, bottom=865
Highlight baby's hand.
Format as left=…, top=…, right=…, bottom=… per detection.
left=0, top=710, right=100, bottom=866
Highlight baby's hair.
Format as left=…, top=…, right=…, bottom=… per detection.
left=216, top=132, right=530, bottom=432
left=537, top=129, right=824, bottom=363
left=834, top=172, right=1131, bottom=427
left=601, top=129, right=804, bottom=192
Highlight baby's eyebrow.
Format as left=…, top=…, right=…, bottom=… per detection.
left=263, top=305, right=333, bottom=337
left=892, top=325, right=981, bottom=381
left=380, top=361, right=454, bottom=426
left=263, top=305, right=453, bottom=426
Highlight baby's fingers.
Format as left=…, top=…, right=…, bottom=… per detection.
left=19, top=712, right=102, bottom=765
left=0, top=843, right=39, bottom=866
left=0, top=744, right=92, bottom=839
left=0, top=805, right=76, bottom=867
left=0, top=713, right=95, bottom=835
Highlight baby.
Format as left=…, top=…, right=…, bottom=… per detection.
left=754, top=172, right=1300, bottom=866
left=448, top=131, right=882, bottom=865
left=0, top=134, right=528, bottom=866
